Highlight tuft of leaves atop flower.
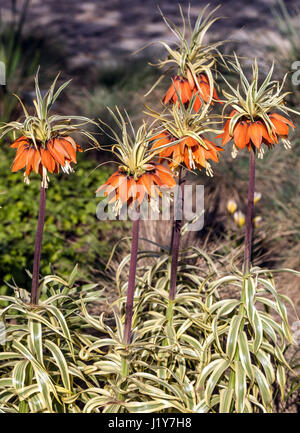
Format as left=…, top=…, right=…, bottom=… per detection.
left=98, top=107, right=171, bottom=179
left=222, top=55, right=298, bottom=137
left=0, top=70, right=97, bottom=148
left=147, top=4, right=225, bottom=102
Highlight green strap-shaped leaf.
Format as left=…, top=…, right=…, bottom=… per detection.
left=17, top=384, right=40, bottom=400
left=219, top=388, right=234, bottom=413
left=29, top=320, right=44, bottom=365
left=68, top=265, right=79, bottom=287
left=253, top=365, right=272, bottom=410
left=235, top=360, right=246, bottom=413
left=205, top=359, right=230, bottom=406
left=256, top=349, right=275, bottom=385
left=252, top=309, right=263, bottom=354
left=43, top=305, right=74, bottom=358
left=276, top=364, right=286, bottom=400
left=103, top=404, right=122, bottom=413
left=12, top=360, right=29, bottom=394
left=0, top=352, right=23, bottom=361
left=27, top=393, right=46, bottom=413
left=226, top=314, right=243, bottom=360
left=12, top=339, right=60, bottom=412
left=124, top=400, right=179, bottom=413
left=210, top=299, right=241, bottom=316
left=44, top=340, right=72, bottom=392
left=238, top=331, right=254, bottom=381
left=0, top=378, right=13, bottom=387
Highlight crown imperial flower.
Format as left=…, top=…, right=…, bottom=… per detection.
left=96, top=108, right=176, bottom=215
left=218, top=57, right=298, bottom=158
left=149, top=5, right=224, bottom=110
left=147, top=103, right=223, bottom=176
left=0, top=72, right=96, bottom=187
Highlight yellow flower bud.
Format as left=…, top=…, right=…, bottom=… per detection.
left=253, top=215, right=262, bottom=228
left=254, top=192, right=262, bottom=205
left=234, top=211, right=245, bottom=228
left=227, top=199, right=237, bottom=214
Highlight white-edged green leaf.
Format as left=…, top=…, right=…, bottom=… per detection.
left=238, top=331, right=254, bottom=381
left=235, top=360, right=246, bottom=413
left=276, top=364, right=286, bottom=399
left=44, top=339, right=72, bottom=392
left=253, top=365, right=272, bottom=409
left=29, top=320, right=43, bottom=365
left=226, top=314, right=243, bottom=360
left=219, top=388, right=234, bottom=413
left=204, top=359, right=230, bottom=406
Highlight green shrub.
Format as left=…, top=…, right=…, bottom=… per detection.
left=0, top=144, right=126, bottom=294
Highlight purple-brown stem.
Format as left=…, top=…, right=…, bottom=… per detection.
left=123, top=214, right=140, bottom=345
left=169, top=167, right=185, bottom=301
left=31, top=185, right=47, bottom=304
left=243, top=147, right=256, bottom=274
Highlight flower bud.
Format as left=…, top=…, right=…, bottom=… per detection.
left=234, top=210, right=245, bottom=227
left=253, top=215, right=262, bottom=228
left=227, top=199, right=237, bottom=214
left=254, top=192, right=262, bottom=205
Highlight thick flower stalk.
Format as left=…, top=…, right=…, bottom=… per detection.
left=31, top=185, right=46, bottom=304
left=218, top=57, right=298, bottom=272
left=148, top=102, right=223, bottom=300
left=168, top=165, right=185, bottom=301
left=149, top=5, right=224, bottom=111
left=96, top=108, right=176, bottom=343
left=244, top=147, right=256, bottom=272
left=0, top=72, right=95, bottom=303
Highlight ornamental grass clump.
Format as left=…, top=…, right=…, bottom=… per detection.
left=78, top=256, right=299, bottom=413
left=0, top=266, right=103, bottom=413
left=0, top=72, right=95, bottom=304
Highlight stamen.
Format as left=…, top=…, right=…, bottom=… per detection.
left=188, top=148, right=195, bottom=169
left=258, top=147, right=264, bottom=159
left=61, top=161, right=74, bottom=174
left=41, top=166, right=49, bottom=188
left=149, top=197, right=160, bottom=213
left=231, top=144, right=238, bottom=159
left=282, top=139, right=291, bottom=150
left=113, top=198, right=123, bottom=216
left=206, top=162, right=213, bottom=177
left=24, top=174, right=30, bottom=185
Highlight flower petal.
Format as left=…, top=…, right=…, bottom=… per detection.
left=269, top=113, right=295, bottom=128
left=234, top=121, right=249, bottom=149
left=270, top=117, right=290, bottom=136
left=11, top=148, right=28, bottom=172
left=248, top=122, right=262, bottom=148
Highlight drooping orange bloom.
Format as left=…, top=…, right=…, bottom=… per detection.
left=163, top=75, right=193, bottom=106
left=11, top=135, right=82, bottom=180
left=96, top=163, right=176, bottom=208
left=163, top=71, right=222, bottom=111
left=151, top=131, right=223, bottom=173
left=219, top=110, right=295, bottom=151
left=191, top=73, right=223, bottom=111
